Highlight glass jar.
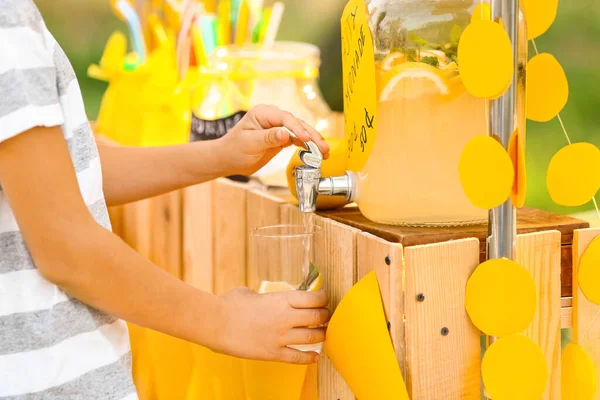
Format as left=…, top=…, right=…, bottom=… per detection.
left=209, top=42, right=332, bottom=181
left=350, top=0, right=527, bottom=226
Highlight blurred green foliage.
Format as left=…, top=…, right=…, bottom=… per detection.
left=37, top=0, right=599, bottom=215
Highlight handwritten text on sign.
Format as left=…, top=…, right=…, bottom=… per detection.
left=341, top=0, right=377, bottom=172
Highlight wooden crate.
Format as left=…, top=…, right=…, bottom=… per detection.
left=108, top=180, right=599, bottom=400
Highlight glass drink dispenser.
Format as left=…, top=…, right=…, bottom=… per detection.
left=293, top=0, right=527, bottom=227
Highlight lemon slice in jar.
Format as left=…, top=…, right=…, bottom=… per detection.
left=378, top=62, right=450, bottom=101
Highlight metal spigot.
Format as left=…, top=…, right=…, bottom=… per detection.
left=285, top=128, right=355, bottom=213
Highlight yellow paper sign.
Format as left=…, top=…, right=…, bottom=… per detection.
left=341, top=0, right=377, bottom=172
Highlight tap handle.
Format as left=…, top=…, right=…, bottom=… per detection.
left=283, top=127, right=322, bottom=169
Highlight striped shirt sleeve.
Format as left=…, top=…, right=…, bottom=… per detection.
left=0, top=6, right=64, bottom=143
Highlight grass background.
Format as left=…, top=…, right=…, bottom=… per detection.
left=36, top=0, right=600, bottom=216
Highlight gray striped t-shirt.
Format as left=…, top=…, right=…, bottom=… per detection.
left=0, top=1, right=136, bottom=398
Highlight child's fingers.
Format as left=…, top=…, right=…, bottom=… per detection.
left=290, top=308, right=331, bottom=328
left=284, top=327, right=327, bottom=346
left=277, top=347, right=320, bottom=365
left=249, top=105, right=328, bottom=155
left=298, top=119, right=329, bottom=158
left=286, top=290, right=329, bottom=309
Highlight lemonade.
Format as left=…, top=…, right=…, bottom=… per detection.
left=355, top=56, right=488, bottom=226
left=243, top=258, right=323, bottom=400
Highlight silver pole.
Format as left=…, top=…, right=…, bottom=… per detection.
left=485, top=0, right=520, bottom=398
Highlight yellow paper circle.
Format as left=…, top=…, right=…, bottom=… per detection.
left=547, top=143, right=600, bottom=207
left=471, top=3, right=491, bottom=22
left=459, top=136, right=515, bottom=210
left=526, top=53, right=569, bottom=122
left=482, top=335, right=548, bottom=400
left=578, top=236, right=600, bottom=306
left=508, top=128, right=527, bottom=208
left=562, top=343, right=598, bottom=400
left=458, top=20, right=514, bottom=99
left=466, top=258, right=537, bottom=337
left=521, top=0, right=559, bottom=40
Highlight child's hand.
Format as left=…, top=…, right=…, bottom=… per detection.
left=218, top=286, right=330, bottom=364
left=219, top=105, right=330, bottom=176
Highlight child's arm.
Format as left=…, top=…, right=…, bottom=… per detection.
left=96, top=105, right=330, bottom=206
left=0, top=125, right=329, bottom=364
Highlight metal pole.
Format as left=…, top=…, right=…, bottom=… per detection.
left=485, top=0, right=520, bottom=398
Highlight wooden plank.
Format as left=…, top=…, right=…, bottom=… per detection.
left=246, top=189, right=285, bottom=290
left=572, top=228, right=600, bottom=400
left=562, top=246, right=574, bottom=297
left=404, top=238, right=481, bottom=400
left=562, top=307, right=572, bottom=329
left=357, top=232, right=405, bottom=381
left=321, top=207, right=587, bottom=249
left=281, top=203, right=306, bottom=226
left=313, top=216, right=359, bottom=400
left=149, top=191, right=183, bottom=279
left=122, top=199, right=152, bottom=259
left=322, top=207, right=587, bottom=297
left=213, top=178, right=248, bottom=295
left=182, top=182, right=214, bottom=293
left=517, top=231, right=562, bottom=400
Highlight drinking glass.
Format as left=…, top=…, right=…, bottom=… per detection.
left=244, top=224, right=322, bottom=400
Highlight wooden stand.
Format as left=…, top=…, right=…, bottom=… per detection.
left=109, top=178, right=599, bottom=400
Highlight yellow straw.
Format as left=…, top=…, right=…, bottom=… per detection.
left=258, top=7, right=271, bottom=44
left=218, top=0, right=231, bottom=45
left=234, top=0, right=250, bottom=45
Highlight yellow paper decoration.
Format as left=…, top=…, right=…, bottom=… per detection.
left=324, top=271, right=409, bottom=399
left=521, top=0, right=559, bottom=40
left=471, top=3, right=491, bottom=22
left=526, top=53, right=569, bottom=123
left=508, top=128, right=527, bottom=208
left=562, top=343, right=598, bottom=400
left=458, top=20, right=514, bottom=99
left=547, top=143, right=600, bottom=207
left=578, top=236, right=600, bottom=306
left=459, top=136, right=515, bottom=210
left=466, top=258, right=537, bottom=337
left=482, top=335, right=548, bottom=400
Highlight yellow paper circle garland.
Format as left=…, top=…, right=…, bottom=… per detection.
left=465, top=258, right=537, bottom=337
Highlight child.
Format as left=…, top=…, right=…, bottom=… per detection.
left=0, top=1, right=331, bottom=398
